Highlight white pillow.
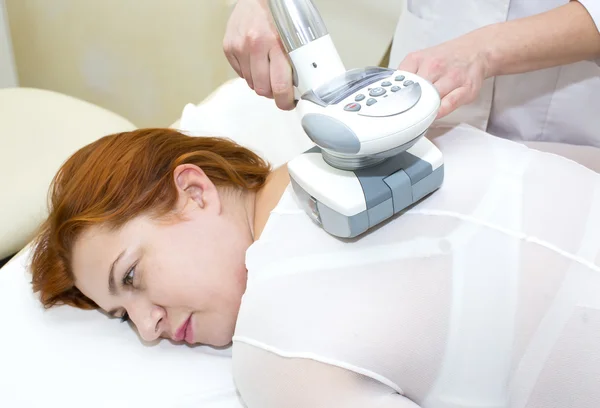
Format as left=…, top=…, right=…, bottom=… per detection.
left=0, top=250, right=242, bottom=408
left=175, top=78, right=314, bottom=168
left=0, top=79, right=314, bottom=408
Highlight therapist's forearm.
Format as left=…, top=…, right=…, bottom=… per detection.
left=481, top=1, right=600, bottom=78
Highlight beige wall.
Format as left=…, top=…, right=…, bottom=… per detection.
left=0, top=0, right=18, bottom=87
left=6, top=0, right=236, bottom=127
left=5, top=0, right=400, bottom=128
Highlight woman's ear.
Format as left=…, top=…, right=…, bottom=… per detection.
left=173, top=164, right=221, bottom=213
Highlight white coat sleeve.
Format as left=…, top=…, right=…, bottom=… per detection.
left=233, top=342, right=421, bottom=408
left=577, top=0, right=600, bottom=32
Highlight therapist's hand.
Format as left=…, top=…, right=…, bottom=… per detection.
left=398, top=33, right=492, bottom=120
left=223, top=0, right=295, bottom=110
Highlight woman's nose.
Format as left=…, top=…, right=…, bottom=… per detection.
left=128, top=302, right=167, bottom=342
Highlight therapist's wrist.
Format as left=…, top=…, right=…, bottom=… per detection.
left=468, top=24, right=503, bottom=79
left=474, top=2, right=600, bottom=78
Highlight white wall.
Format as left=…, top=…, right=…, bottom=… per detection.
left=6, top=0, right=234, bottom=127
left=0, top=0, right=18, bottom=88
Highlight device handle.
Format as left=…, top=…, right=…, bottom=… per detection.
left=268, top=0, right=345, bottom=97
left=267, top=0, right=328, bottom=53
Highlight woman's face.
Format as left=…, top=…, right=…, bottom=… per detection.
left=71, top=164, right=253, bottom=347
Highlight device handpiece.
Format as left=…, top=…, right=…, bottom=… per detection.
left=268, top=0, right=346, bottom=95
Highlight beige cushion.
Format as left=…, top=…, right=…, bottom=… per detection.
left=0, top=87, right=136, bottom=259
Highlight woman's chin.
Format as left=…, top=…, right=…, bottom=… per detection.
left=206, top=335, right=233, bottom=348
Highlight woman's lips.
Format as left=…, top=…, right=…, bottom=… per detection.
left=174, top=315, right=193, bottom=343
left=184, top=315, right=194, bottom=343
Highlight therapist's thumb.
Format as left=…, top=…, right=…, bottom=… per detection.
left=269, top=46, right=295, bottom=111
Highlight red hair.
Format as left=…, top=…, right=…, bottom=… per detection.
left=30, top=128, right=271, bottom=310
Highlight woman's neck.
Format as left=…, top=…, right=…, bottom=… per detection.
left=252, top=165, right=290, bottom=241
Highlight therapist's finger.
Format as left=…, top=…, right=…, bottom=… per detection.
left=417, top=65, right=444, bottom=86
left=432, top=74, right=460, bottom=99
left=249, top=40, right=274, bottom=98
left=396, top=52, right=420, bottom=74
left=225, top=52, right=243, bottom=79
left=223, top=38, right=243, bottom=79
left=240, top=52, right=254, bottom=90
left=415, top=57, right=448, bottom=85
left=437, top=86, right=470, bottom=119
left=269, top=46, right=295, bottom=111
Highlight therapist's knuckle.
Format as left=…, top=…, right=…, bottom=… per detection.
left=428, top=57, right=446, bottom=74
left=247, top=30, right=267, bottom=51
left=464, top=78, right=477, bottom=94
left=229, top=40, right=244, bottom=56
left=223, top=38, right=234, bottom=54
left=446, top=94, right=460, bottom=111
left=265, top=33, right=279, bottom=46
left=447, top=69, right=461, bottom=84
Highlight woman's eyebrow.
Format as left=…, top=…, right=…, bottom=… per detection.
left=108, top=250, right=125, bottom=296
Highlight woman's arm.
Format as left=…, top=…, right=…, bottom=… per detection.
left=233, top=342, right=421, bottom=408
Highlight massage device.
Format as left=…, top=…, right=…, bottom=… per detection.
left=268, top=0, right=444, bottom=238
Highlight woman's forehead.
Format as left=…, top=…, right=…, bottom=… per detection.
left=71, top=226, right=122, bottom=287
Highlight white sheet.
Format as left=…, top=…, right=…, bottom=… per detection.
left=1, top=78, right=598, bottom=408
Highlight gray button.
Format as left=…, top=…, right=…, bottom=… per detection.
left=359, top=83, right=422, bottom=118
left=369, top=87, right=386, bottom=97
left=355, top=94, right=365, bottom=101
left=366, top=98, right=377, bottom=106
left=403, top=80, right=415, bottom=86
left=391, top=85, right=401, bottom=92
left=395, top=75, right=405, bottom=81
left=381, top=81, right=392, bottom=87
left=344, top=102, right=361, bottom=112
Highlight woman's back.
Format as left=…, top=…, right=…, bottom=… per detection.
left=233, top=124, right=600, bottom=408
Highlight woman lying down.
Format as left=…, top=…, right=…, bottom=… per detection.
left=30, top=124, right=600, bottom=408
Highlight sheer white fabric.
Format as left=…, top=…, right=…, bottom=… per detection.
left=233, top=124, right=600, bottom=408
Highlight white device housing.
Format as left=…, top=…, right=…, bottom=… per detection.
left=288, top=137, right=444, bottom=218
left=268, top=0, right=445, bottom=238
left=296, top=68, right=441, bottom=156
left=289, top=35, right=345, bottom=96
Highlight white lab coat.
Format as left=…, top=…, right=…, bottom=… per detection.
left=389, top=0, right=600, bottom=146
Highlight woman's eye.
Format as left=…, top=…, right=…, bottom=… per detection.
left=122, top=266, right=135, bottom=286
